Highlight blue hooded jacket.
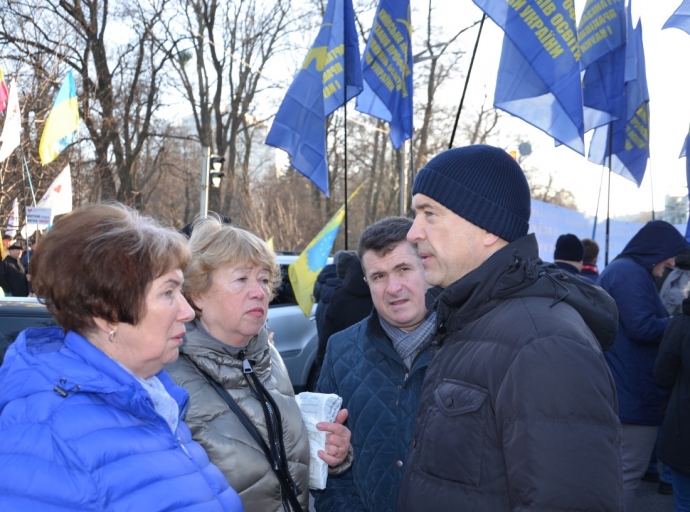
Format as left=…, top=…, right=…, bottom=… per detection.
left=0, top=327, right=243, bottom=511
left=598, top=221, right=689, bottom=425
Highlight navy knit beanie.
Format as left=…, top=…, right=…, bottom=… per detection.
left=412, top=145, right=531, bottom=242
left=554, top=234, right=584, bottom=261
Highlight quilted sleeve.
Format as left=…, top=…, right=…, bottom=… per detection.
left=313, top=468, right=367, bottom=512
left=0, top=413, right=100, bottom=510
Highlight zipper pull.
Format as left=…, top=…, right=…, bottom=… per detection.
left=177, top=437, right=192, bottom=459
left=243, top=358, right=254, bottom=374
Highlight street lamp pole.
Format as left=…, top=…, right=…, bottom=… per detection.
left=200, top=146, right=211, bottom=219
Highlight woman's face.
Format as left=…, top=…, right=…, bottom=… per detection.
left=114, top=269, right=195, bottom=378
left=194, top=261, right=271, bottom=347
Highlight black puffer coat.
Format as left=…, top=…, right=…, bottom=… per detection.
left=399, top=234, right=623, bottom=512
left=655, top=298, right=690, bottom=477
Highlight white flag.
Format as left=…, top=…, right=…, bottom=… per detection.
left=5, top=198, right=19, bottom=237
left=37, top=164, right=73, bottom=222
left=0, top=79, right=21, bottom=162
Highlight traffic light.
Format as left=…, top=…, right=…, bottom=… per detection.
left=209, top=156, right=225, bottom=188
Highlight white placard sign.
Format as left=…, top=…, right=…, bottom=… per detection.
left=26, top=207, right=52, bottom=227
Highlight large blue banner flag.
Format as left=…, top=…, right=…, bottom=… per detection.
left=265, top=0, right=362, bottom=196
left=476, top=0, right=584, bottom=154
left=578, top=0, right=627, bottom=131
left=680, top=125, right=690, bottom=241
left=355, top=0, right=413, bottom=149
left=588, top=18, right=650, bottom=187
left=664, top=0, right=690, bottom=37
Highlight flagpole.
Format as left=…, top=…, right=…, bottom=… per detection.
left=22, top=153, right=37, bottom=206
left=649, top=159, right=655, bottom=221
left=343, top=87, right=349, bottom=250
left=449, top=13, right=486, bottom=149
left=605, top=123, right=613, bottom=266
left=399, top=141, right=406, bottom=216
left=592, top=165, right=606, bottom=239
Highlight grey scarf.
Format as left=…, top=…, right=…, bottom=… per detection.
left=380, top=312, right=436, bottom=370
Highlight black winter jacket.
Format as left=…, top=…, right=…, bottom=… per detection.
left=0, top=256, right=28, bottom=297
left=317, top=262, right=373, bottom=366
left=655, top=298, right=690, bottom=476
left=399, top=234, right=623, bottom=512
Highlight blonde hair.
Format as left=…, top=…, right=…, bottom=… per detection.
left=183, top=217, right=281, bottom=315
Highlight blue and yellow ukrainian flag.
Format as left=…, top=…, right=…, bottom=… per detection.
left=289, top=182, right=363, bottom=316
left=39, top=71, right=79, bottom=165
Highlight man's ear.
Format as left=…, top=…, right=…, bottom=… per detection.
left=483, top=231, right=502, bottom=248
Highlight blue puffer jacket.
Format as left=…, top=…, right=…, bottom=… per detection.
left=0, top=327, right=244, bottom=511
left=313, top=311, right=430, bottom=512
left=598, top=221, right=689, bottom=425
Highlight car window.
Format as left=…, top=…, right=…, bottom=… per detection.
left=270, top=265, right=297, bottom=307
left=0, top=315, right=57, bottom=364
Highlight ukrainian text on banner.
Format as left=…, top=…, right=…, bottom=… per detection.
left=475, top=0, right=584, bottom=154
left=578, top=0, right=627, bottom=131
left=663, top=0, right=690, bottom=37
left=588, top=19, right=649, bottom=186
left=265, top=0, right=362, bottom=197
left=355, top=0, right=413, bottom=149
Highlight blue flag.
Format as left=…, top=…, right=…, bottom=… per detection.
left=664, top=0, right=690, bottom=37
left=265, top=0, right=362, bottom=197
left=678, top=125, right=690, bottom=240
left=588, top=18, right=650, bottom=187
left=355, top=0, right=413, bottom=149
left=477, top=0, right=584, bottom=154
left=578, top=0, right=627, bottom=131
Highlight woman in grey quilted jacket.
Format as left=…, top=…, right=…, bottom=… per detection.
left=166, top=218, right=351, bottom=512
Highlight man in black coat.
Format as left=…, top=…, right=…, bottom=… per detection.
left=400, top=145, right=623, bottom=512
left=0, top=243, right=29, bottom=297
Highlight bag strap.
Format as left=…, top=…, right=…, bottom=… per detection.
left=199, top=369, right=304, bottom=512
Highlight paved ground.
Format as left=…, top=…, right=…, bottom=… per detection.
left=632, top=479, right=675, bottom=512
left=310, top=479, right=676, bottom=511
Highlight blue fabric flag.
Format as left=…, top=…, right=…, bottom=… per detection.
left=265, top=0, right=362, bottom=197
left=476, top=0, right=584, bottom=154
left=678, top=126, right=690, bottom=240
left=355, top=0, right=413, bottom=150
left=664, top=0, right=690, bottom=37
left=588, top=18, right=650, bottom=187
left=578, top=0, right=627, bottom=131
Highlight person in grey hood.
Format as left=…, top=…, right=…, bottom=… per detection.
left=400, top=145, right=623, bottom=512
left=167, top=219, right=352, bottom=512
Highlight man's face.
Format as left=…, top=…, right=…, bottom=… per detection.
left=361, top=241, right=429, bottom=331
left=2, top=238, right=10, bottom=249
left=652, top=256, right=676, bottom=278
left=408, top=193, right=490, bottom=288
left=8, top=248, right=21, bottom=259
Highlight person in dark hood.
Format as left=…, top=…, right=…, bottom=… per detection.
left=315, top=251, right=358, bottom=364
left=597, top=220, right=689, bottom=511
left=317, top=259, right=374, bottom=361
left=400, top=145, right=622, bottom=512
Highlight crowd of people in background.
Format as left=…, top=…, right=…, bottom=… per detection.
left=0, top=232, right=39, bottom=297
left=0, top=144, right=688, bottom=511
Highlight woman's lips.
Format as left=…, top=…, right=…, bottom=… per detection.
left=246, top=307, right=265, bottom=318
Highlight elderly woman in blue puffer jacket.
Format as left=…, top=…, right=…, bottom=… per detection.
left=0, top=203, right=243, bottom=511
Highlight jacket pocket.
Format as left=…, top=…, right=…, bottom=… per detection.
left=418, top=379, right=488, bottom=486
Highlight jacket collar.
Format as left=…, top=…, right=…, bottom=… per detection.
left=366, top=310, right=432, bottom=374
left=434, top=234, right=541, bottom=333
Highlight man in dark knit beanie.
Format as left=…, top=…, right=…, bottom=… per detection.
left=400, top=145, right=622, bottom=512
left=553, top=233, right=595, bottom=284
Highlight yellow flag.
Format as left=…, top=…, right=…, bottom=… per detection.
left=288, top=183, right=364, bottom=316
left=39, top=71, right=79, bottom=165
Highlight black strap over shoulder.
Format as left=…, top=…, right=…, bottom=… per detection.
left=197, top=367, right=303, bottom=512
